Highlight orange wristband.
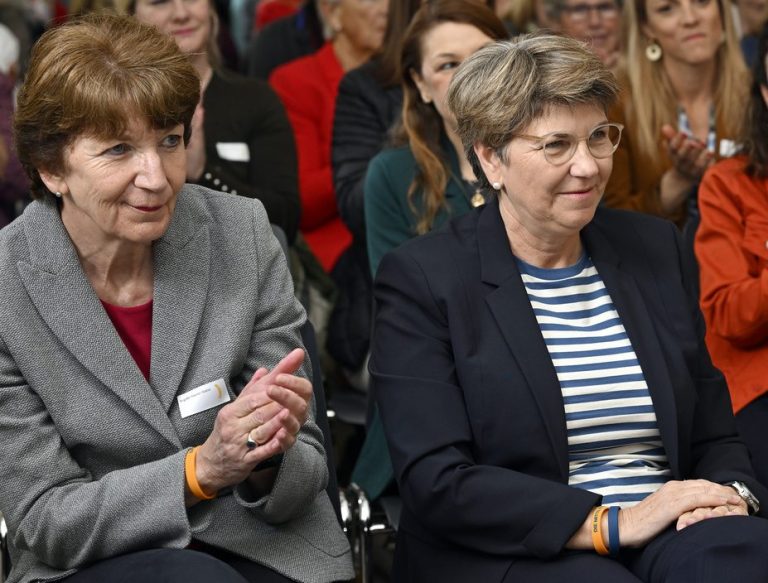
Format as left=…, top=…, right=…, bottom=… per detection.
left=591, top=506, right=610, bottom=556
left=185, top=446, right=216, bottom=500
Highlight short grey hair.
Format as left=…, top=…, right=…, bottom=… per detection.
left=446, top=33, right=619, bottom=190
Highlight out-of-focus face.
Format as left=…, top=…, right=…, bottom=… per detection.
left=559, top=0, right=621, bottom=67
left=40, top=119, right=186, bottom=248
left=477, top=103, right=614, bottom=243
left=134, top=0, right=211, bottom=57
left=737, top=0, right=768, bottom=36
left=642, top=0, right=724, bottom=67
left=411, top=22, right=495, bottom=131
left=331, top=0, right=389, bottom=56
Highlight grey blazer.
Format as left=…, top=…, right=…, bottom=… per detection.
left=0, top=185, right=353, bottom=583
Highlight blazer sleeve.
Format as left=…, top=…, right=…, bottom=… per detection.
left=332, top=71, right=387, bottom=240
left=232, top=200, right=328, bottom=523
left=644, top=214, right=768, bottom=516
left=0, top=342, right=192, bottom=570
left=371, top=248, right=601, bottom=560
left=695, top=164, right=768, bottom=347
left=199, top=79, right=301, bottom=243
left=364, top=152, right=415, bottom=277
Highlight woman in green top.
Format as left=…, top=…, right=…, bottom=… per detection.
left=364, top=0, right=508, bottom=275
left=353, top=0, right=507, bottom=503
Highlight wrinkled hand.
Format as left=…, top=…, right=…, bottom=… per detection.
left=676, top=498, right=749, bottom=530
left=662, top=124, right=714, bottom=181
left=185, top=101, right=206, bottom=181
left=619, top=480, right=743, bottom=548
left=195, top=349, right=311, bottom=493
left=240, top=348, right=312, bottom=455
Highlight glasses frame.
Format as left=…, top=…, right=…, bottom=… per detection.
left=513, top=122, right=624, bottom=166
left=561, top=1, right=620, bottom=21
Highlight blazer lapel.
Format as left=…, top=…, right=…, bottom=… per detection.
left=18, top=200, right=179, bottom=447
left=478, top=201, right=570, bottom=480
left=583, top=223, right=680, bottom=473
left=150, top=196, right=211, bottom=412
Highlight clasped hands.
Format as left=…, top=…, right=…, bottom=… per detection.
left=616, top=479, right=748, bottom=549
left=659, top=124, right=715, bottom=214
left=195, top=348, right=312, bottom=494
left=662, top=123, right=714, bottom=181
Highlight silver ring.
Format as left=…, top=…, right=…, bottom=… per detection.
left=246, top=433, right=257, bottom=449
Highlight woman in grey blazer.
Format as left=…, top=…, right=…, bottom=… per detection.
left=0, top=13, right=352, bottom=583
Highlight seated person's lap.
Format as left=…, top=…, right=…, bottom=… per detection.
left=504, top=516, right=768, bottom=583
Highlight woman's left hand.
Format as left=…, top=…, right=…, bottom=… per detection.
left=676, top=499, right=749, bottom=530
left=240, top=348, right=312, bottom=456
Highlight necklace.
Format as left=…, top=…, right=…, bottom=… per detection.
left=462, top=178, right=487, bottom=208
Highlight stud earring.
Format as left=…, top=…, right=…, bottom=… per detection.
left=492, top=182, right=502, bottom=191
left=54, top=191, right=62, bottom=198
left=645, top=42, right=662, bottom=62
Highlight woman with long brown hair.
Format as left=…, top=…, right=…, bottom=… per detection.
left=351, top=0, right=507, bottom=504
left=364, top=0, right=508, bottom=275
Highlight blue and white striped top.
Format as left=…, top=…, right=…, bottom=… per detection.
left=517, top=253, right=671, bottom=507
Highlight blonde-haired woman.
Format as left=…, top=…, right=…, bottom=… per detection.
left=603, top=0, right=748, bottom=225
left=364, top=0, right=508, bottom=276
left=121, top=0, right=301, bottom=242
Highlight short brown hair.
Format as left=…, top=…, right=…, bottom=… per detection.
left=447, top=33, right=619, bottom=190
left=14, top=13, right=200, bottom=199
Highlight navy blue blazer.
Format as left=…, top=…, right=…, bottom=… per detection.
left=370, top=198, right=767, bottom=582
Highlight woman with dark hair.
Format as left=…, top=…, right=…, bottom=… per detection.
left=0, top=13, right=352, bottom=583
left=695, top=24, right=768, bottom=488
left=348, top=0, right=507, bottom=503
left=327, top=0, right=421, bottom=377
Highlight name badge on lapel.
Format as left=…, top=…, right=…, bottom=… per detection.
left=178, top=378, right=231, bottom=418
left=216, top=142, right=250, bottom=162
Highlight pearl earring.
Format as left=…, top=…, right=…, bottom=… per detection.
left=492, top=182, right=502, bottom=190
left=54, top=191, right=62, bottom=198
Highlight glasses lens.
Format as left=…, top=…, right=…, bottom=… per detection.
left=587, top=124, right=621, bottom=158
left=542, top=135, right=576, bottom=164
left=566, top=2, right=617, bottom=20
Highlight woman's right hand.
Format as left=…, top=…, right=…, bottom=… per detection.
left=193, top=349, right=309, bottom=495
left=618, top=480, right=743, bottom=548
left=185, top=101, right=206, bottom=181
left=658, top=124, right=714, bottom=214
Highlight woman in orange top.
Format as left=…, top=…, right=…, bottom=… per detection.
left=695, top=25, right=768, bottom=487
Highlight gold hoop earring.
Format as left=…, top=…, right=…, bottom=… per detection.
left=645, top=42, right=662, bottom=62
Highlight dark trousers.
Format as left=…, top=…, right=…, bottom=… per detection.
left=736, top=392, right=768, bottom=488
left=502, top=515, right=768, bottom=582
left=63, top=547, right=294, bottom=583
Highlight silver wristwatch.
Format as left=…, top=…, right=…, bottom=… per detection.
left=726, top=481, right=760, bottom=514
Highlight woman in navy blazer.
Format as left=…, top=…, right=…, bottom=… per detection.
left=371, top=34, right=768, bottom=583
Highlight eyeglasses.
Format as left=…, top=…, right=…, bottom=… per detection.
left=562, top=2, right=620, bottom=21
left=513, top=123, right=624, bottom=165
